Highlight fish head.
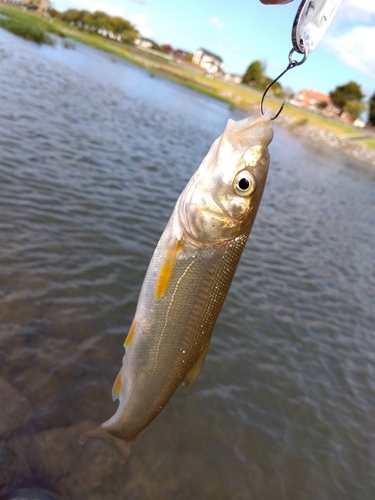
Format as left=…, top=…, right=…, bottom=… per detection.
left=178, top=113, right=273, bottom=245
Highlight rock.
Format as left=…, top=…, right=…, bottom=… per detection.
left=0, top=377, right=32, bottom=437
left=13, top=369, right=61, bottom=406
left=0, top=439, right=32, bottom=492
left=276, top=114, right=375, bottom=168
left=8, top=421, right=124, bottom=499
left=12, top=368, right=67, bottom=432
left=9, top=487, right=60, bottom=500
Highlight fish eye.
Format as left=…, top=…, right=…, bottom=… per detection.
left=233, top=170, right=257, bottom=197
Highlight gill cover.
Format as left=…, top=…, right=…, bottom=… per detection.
left=178, top=113, right=273, bottom=245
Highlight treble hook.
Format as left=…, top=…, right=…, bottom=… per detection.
left=261, top=47, right=308, bottom=120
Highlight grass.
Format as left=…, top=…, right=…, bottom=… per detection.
left=1, top=3, right=374, bottom=154
left=363, top=140, right=375, bottom=150
left=0, top=5, right=62, bottom=44
left=59, top=26, right=130, bottom=57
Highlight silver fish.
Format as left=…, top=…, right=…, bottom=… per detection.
left=81, top=112, right=273, bottom=459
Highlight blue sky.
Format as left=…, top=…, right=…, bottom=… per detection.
left=52, top=0, right=375, bottom=99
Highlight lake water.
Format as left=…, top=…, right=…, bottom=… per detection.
left=0, top=28, right=375, bottom=500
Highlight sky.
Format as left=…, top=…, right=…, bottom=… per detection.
left=51, top=0, right=375, bottom=99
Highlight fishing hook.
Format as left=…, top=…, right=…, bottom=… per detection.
left=261, top=47, right=308, bottom=120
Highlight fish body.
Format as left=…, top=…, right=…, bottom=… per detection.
left=81, top=113, right=273, bottom=459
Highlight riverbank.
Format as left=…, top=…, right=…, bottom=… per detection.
left=1, top=3, right=375, bottom=168
left=277, top=114, right=375, bottom=168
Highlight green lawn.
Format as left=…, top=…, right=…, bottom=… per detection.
left=363, top=139, right=375, bottom=150
left=0, top=5, right=62, bottom=44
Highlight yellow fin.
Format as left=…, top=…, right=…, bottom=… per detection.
left=124, top=320, right=137, bottom=347
left=112, top=370, right=122, bottom=401
left=155, top=238, right=182, bottom=298
left=183, top=343, right=210, bottom=393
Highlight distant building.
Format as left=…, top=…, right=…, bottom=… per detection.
left=340, top=112, right=366, bottom=128
left=192, top=48, right=223, bottom=77
left=160, top=44, right=173, bottom=55
left=291, top=89, right=339, bottom=118
left=134, top=36, right=153, bottom=49
left=223, top=73, right=242, bottom=85
left=353, top=117, right=366, bottom=128
left=174, top=49, right=188, bottom=62
left=97, top=28, right=122, bottom=42
left=22, top=0, right=51, bottom=11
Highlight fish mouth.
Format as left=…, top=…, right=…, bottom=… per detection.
left=224, top=112, right=274, bottom=152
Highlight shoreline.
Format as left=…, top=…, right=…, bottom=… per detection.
left=1, top=3, right=375, bottom=170
left=276, top=114, right=375, bottom=169
left=57, top=30, right=375, bottom=170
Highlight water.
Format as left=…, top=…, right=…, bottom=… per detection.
left=0, top=29, right=375, bottom=499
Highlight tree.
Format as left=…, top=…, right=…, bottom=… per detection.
left=261, top=76, right=283, bottom=96
left=344, top=100, right=366, bottom=121
left=368, top=92, right=375, bottom=126
left=53, top=8, right=138, bottom=42
left=329, top=81, right=364, bottom=115
left=316, top=101, right=328, bottom=110
left=242, top=60, right=266, bottom=87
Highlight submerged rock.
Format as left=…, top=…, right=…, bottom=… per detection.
left=0, top=439, right=31, bottom=494
left=7, top=420, right=124, bottom=499
left=0, top=377, right=32, bottom=437
left=9, top=487, right=60, bottom=500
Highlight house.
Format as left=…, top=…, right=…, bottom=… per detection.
left=174, top=50, right=188, bottom=62
left=223, top=73, right=242, bottom=85
left=341, top=112, right=366, bottom=128
left=192, top=48, right=223, bottom=77
left=353, top=117, right=366, bottom=128
left=22, top=0, right=51, bottom=11
left=291, top=89, right=339, bottom=118
left=134, top=36, right=153, bottom=49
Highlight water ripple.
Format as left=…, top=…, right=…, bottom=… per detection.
left=1, top=28, right=375, bottom=499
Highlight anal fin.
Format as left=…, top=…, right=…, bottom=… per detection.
left=183, top=343, right=210, bottom=393
left=124, top=320, right=137, bottom=348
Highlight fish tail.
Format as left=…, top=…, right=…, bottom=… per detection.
left=79, top=425, right=134, bottom=462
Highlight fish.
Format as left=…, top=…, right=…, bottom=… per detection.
left=80, top=112, right=273, bottom=460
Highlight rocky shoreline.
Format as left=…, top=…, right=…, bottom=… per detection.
left=1, top=414, right=124, bottom=500
left=276, top=114, right=375, bottom=169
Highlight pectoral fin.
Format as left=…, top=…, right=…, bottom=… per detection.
left=183, top=343, right=210, bottom=393
left=112, top=370, right=122, bottom=401
left=155, top=238, right=182, bottom=298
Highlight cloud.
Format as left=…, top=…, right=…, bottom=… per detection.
left=321, top=0, right=375, bottom=89
left=337, top=0, right=375, bottom=23
left=131, top=13, right=148, bottom=26
left=131, top=0, right=147, bottom=3
left=140, top=27, right=154, bottom=38
left=209, top=17, right=224, bottom=29
left=130, top=13, right=153, bottom=38
left=324, top=25, right=375, bottom=84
